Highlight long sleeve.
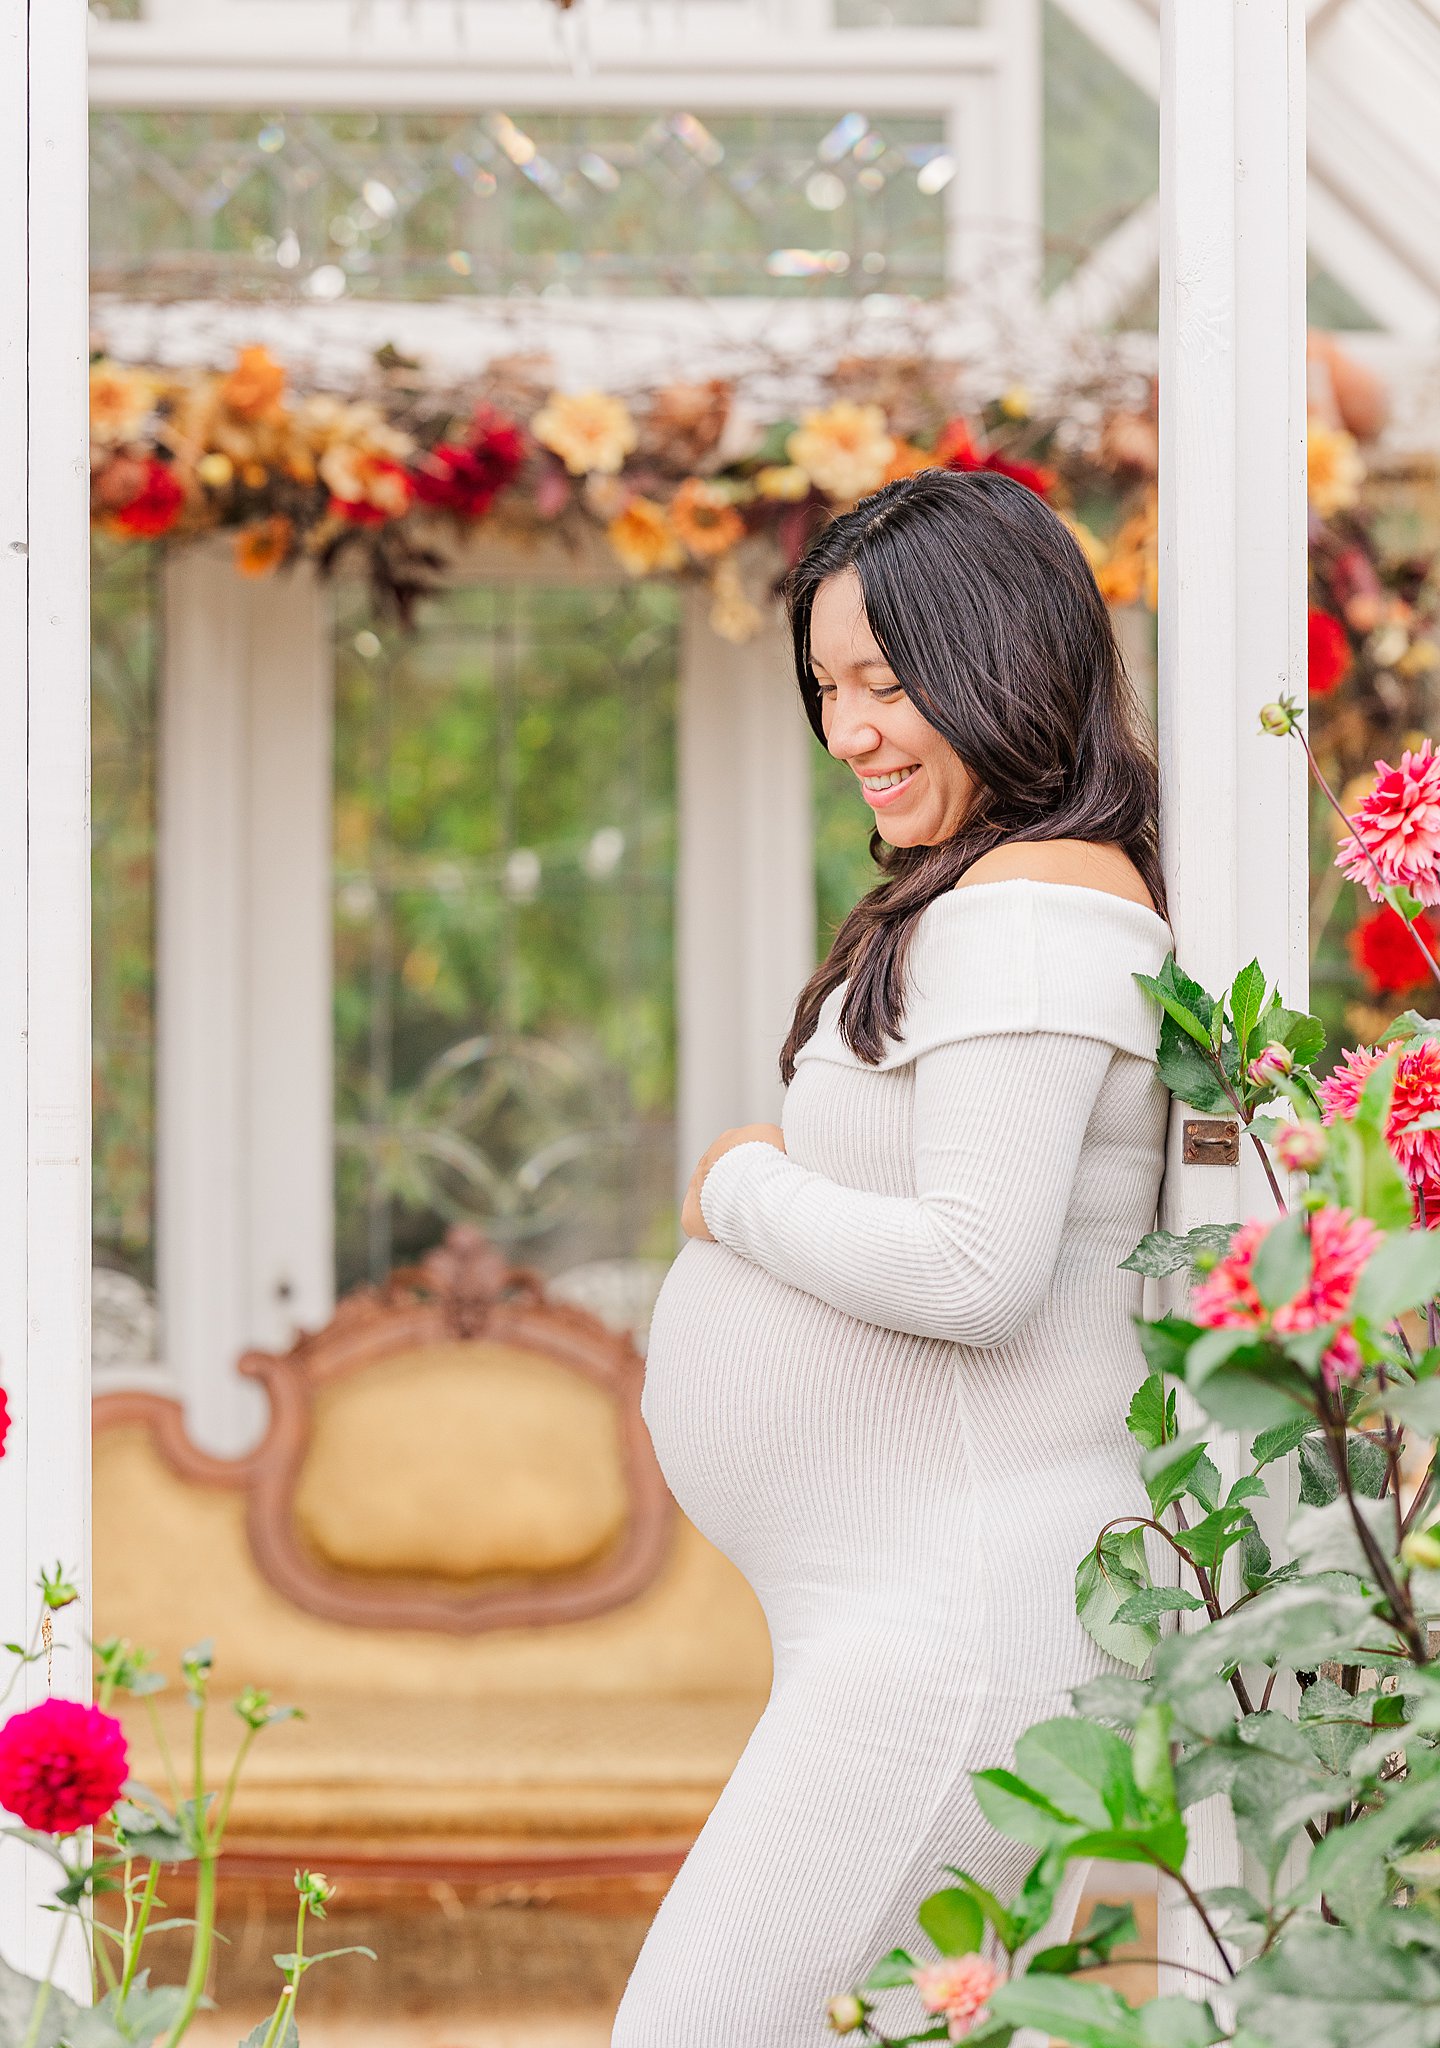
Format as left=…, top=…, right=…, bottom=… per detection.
left=698, top=1029, right=1115, bottom=1345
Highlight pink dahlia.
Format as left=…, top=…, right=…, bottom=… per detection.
left=1336, top=740, right=1440, bottom=907
left=0, top=1698, right=129, bottom=1833
left=0, top=1383, right=8, bottom=1461
left=1190, top=1206, right=1381, bottom=1387
left=1321, top=1038, right=1440, bottom=1225
left=912, top=1956, right=1003, bottom=2041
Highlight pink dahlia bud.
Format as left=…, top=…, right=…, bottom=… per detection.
left=1275, top=1122, right=1327, bottom=1173
left=912, top=1955, right=1004, bottom=2037
left=0, top=1698, right=129, bottom=1833
left=825, top=1994, right=865, bottom=2034
left=1247, top=1042, right=1294, bottom=1086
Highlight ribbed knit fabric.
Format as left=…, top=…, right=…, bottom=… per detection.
left=612, top=880, right=1173, bottom=2047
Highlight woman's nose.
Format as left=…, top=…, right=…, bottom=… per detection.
left=827, top=711, right=882, bottom=761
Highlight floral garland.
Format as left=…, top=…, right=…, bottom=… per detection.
left=90, top=341, right=1163, bottom=643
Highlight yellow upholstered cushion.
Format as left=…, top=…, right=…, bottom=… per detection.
left=294, top=1342, right=629, bottom=1579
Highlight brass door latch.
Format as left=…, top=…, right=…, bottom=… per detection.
left=1182, top=1117, right=1240, bottom=1166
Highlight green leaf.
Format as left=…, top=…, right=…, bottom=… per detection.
left=1351, top=1227, right=1440, bottom=1325
left=1012, top=1719, right=1138, bottom=1832
left=1250, top=1211, right=1311, bottom=1310
left=1112, top=1586, right=1206, bottom=1626
left=239, top=2020, right=297, bottom=2048
left=1299, top=1675, right=1373, bottom=1775
left=1140, top=1431, right=1213, bottom=1514
left=970, top=1768, right=1082, bottom=1850
left=1251, top=1414, right=1312, bottom=1468
left=0, top=1956, right=81, bottom=2048
left=1075, top=1527, right=1158, bottom=1670
left=1070, top=1676, right=1152, bottom=1729
left=1136, top=1316, right=1202, bottom=1379
left=861, top=1949, right=918, bottom=1992
left=1298, top=1770, right=1440, bottom=1922
left=1381, top=1380, right=1440, bottom=1436
left=916, top=1887, right=984, bottom=1959
left=1230, top=959, right=1267, bottom=1055
left=1154, top=1580, right=1383, bottom=1695
left=1236, top=1925, right=1440, bottom=2045
left=1260, top=1001, right=1328, bottom=1069
left=939, top=1870, right=1017, bottom=1955
left=1298, top=1429, right=1387, bottom=1507
left=1121, top=1224, right=1239, bottom=1282
left=1027, top=1901, right=1138, bottom=1976
left=1134, top=971, right=1214, bottom=1050
left=990, top=1974, right=1149, bottom=2048
left=1126, top=1374, right=1168, bottom=1452
left=1172, top=1498, right=1260, bottom=1574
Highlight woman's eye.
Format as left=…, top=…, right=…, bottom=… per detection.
left=871, top=685, right=903, bottom=700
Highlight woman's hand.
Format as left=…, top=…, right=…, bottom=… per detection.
left=681, top=1124, right=786, bottom=1241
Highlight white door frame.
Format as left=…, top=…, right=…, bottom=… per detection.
left=0, top=0, right=93, bottom=1989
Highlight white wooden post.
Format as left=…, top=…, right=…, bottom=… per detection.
left=157, top=550, right=334, bottom=1455
left=0, top=0, right=93, bottom=1990
left=1156, top=0, right=1307, bottom=1988
left=676, top=597, right=816, bottom=1190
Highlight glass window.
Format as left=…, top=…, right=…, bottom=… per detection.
left=332, top=580, right=680, bottom=1294
left=91, top=536, right=159, bottom=1290
left=90, top=108, right=953, bottom=301
left=1043, top=1, right=1158, bottom=299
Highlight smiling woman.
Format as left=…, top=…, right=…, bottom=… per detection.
left=614, top=468, right=1175, bottom=2047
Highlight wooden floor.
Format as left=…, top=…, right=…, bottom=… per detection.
left=163, top=1870, right=1157, bottom=2045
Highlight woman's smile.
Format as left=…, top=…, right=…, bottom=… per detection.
left=858, top=764, right=921, bottom=809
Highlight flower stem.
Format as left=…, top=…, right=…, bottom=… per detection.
left=19, top=1919, right=68, bottom=2048
left=162, top=1851, right=216, bottom=2048
left=117, top=1859, right=161, bottom=2013
left=258, top=1896, right=309, bottom=2048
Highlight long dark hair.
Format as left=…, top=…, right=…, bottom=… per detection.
left=780, top=466, right=1166, bottom=1083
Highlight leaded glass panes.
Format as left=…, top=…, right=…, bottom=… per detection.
left=92, top=537, right=159, bottom=1287
left=333, top=580, right=680, bottom=1294
left=89, top=108, right=952, bottom=301
left=1042, top=1, right=1158, bottom=297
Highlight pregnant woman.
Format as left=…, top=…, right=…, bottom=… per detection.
left=613, top=467, right=1174, bottom=2045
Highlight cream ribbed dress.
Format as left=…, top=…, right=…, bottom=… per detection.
left=612, top=878, right=1172, bottom=2046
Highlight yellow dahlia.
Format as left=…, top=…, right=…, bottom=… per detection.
left=1308, top=416, right=1365, bottom=519
left=786, top=402, right=894, bottom=502
left=670, top=477, right=745, bottom=559
left=531, top=389, right=638, bottom=477
left=755, top=464, right=812, bottom=502
left=607, top=497, right=685, bottom=575
left=89, top=360, right=158, bottom=446
left=221, top=345, right=288, bottom=422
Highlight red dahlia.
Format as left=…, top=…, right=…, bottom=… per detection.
left=0, top=1698, right=129, bottom=1833
left=110, top=458, right=185, bottom=539
left=411, top=405, right=526, bottom=520
left=1347, top=904, right=1439, bottom=994
left=1308, top=608, right=1351, bottom=696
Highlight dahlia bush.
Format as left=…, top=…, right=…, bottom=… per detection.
left=0, top=1609, right=366, bottom=2048
left=835, top=717, right=1440, bottom=2045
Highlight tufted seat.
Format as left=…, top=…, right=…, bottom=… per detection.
left=92, top=1229, right=771, bottom=1879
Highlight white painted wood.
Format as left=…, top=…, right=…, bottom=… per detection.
left=157, top=550, right=333, bottom=1456
left=1156, top=0, right=1307, bottom=1992
left=0, top=0, right=93, bottom=1994
left=676, top=593, right=816, bottom=1195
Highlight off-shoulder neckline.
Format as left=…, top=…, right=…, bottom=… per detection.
left=935, top=874, right=1173, bottom=939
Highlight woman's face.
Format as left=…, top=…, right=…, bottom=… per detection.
left=809, top=567, right=977, bottom=847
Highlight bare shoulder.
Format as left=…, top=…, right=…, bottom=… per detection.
left=955, top=839, right=1159, bottom=915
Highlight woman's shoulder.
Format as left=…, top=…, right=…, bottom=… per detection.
left=952, top=839, right=1162, bottom=919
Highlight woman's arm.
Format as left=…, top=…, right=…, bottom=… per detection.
left=697, top=1029, right=1115, bottom=1345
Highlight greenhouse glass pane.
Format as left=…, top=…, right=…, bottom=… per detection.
left=835, top=0, right=981, bottom=22
left=90, top=108, right=952, bottom=301
left=333, top=581, right=680, bottom=1295
left=1043, top=0, right=1157, bottom=296
left=91, top=536, right=159, bottom=1289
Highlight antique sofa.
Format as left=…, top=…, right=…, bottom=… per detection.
left=92, top=1227, right=771, bottom=1881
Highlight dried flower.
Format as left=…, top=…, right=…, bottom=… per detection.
left=221, top=345, right=287, bottom=422
left=0, top=1699, right=129, bottom=1833
left=235, top=516, right=294, bottom=579
left=324, top=453, right=415, bottom=525
left=912, top=1955, right=1004, bottom=2041
left=640, top=379, right=732, bottom=469
left=89, top=360, right=158, bottom=446
left=105, top=457, right=185, bottom=540
left=670, top=477, right=745, bottom=559
left=1348, top=905, right=1439, bottom=995
left=1321, top=1038, right=1440, bottom=1225
left=882, top=440, right=938, bottom=484
left=1307, top=416, right=1365, bottom=518
left=411, top=405, right=526, bottom=519
left=1336, top=740, right=1440, bottom=907
left=754, top=465, right=812, bottom=502
left=531, top=389, right=637, bottom=477
left=708, top=557, right=764, bottom=644
left=1190, top=1206, right=1382, bottom=1387
left=787, top=402, right=895, bottom=502
left=607, top=497, right=684, bottom=576
left=1309, top=609, right=1351, bottom=696
left=1274, top=1123, right=1328, bottom=1174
